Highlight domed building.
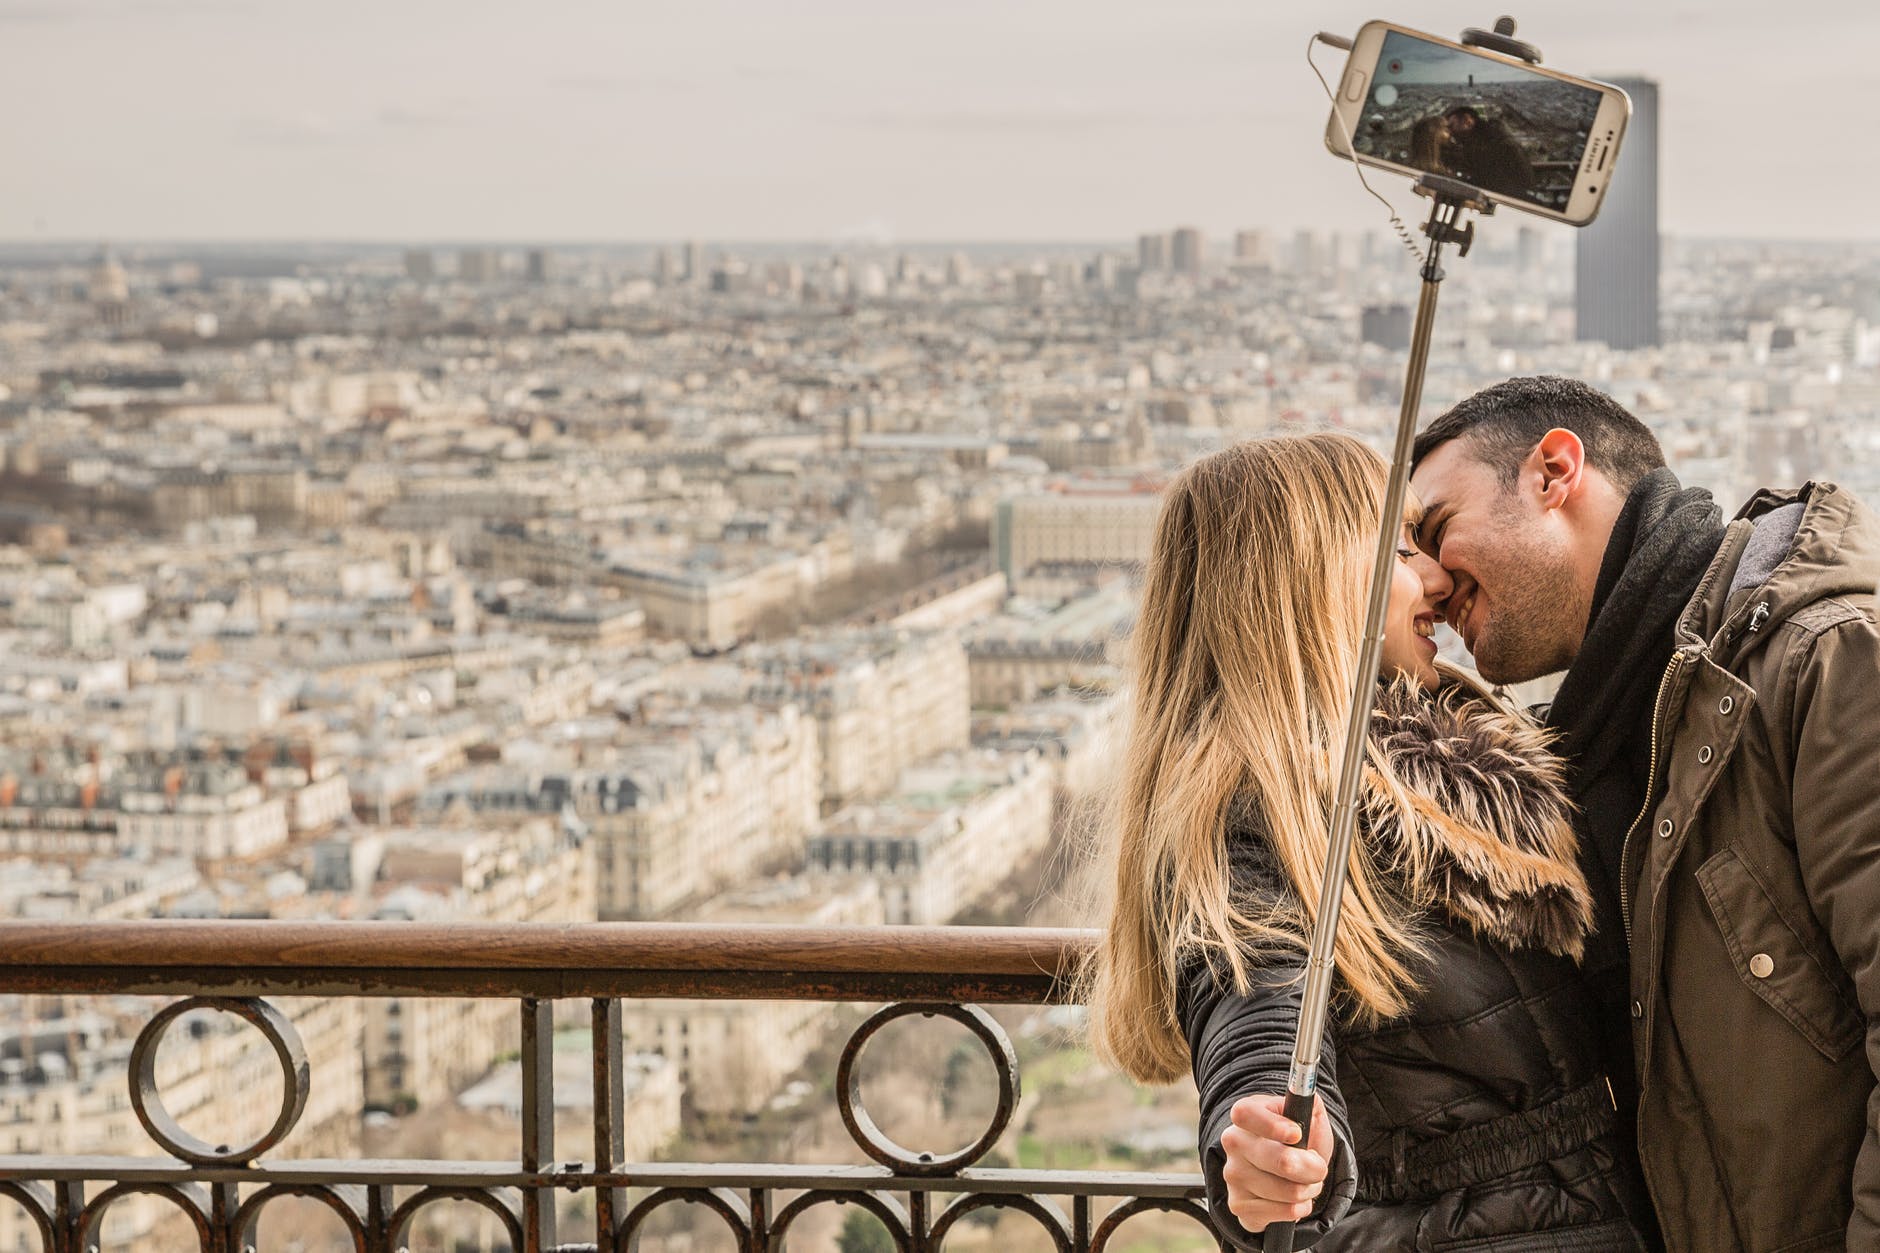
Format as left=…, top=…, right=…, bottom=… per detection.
left=89, top=245, right=130, bottom=324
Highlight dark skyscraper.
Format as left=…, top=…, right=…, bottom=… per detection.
left=1576, top=76, right=1660, bottom=349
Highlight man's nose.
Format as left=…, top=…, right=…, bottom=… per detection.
left=1413, top=551, right=1454, bottom=601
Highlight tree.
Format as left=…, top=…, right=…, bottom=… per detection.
left=836, top=1207, right=896, bottom=1253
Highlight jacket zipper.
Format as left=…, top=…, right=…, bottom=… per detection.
left=1619, top=648, right=1693, bottom=945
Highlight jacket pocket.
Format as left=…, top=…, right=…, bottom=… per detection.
left=1694, top=845, right=1862, bottom=1062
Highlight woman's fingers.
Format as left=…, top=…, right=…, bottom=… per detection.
left=1225, top=1193, right=1314, bottom=1233
left=1229, top=1092, right=1334, bottom=1157
left=1227, top=1096, right=1331, bottom=1172
left=1230, top=1092, right=1304, bottom=1144
left=1217, top=1093, right=1333, bottom=1233
left=1222, top=1127, right=1327, bottom=1199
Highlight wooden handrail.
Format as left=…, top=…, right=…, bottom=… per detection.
left=0, top=920, right=1098, bottom=1002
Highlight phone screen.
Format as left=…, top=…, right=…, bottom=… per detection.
left=1354, top=30, right=1607, bottom=214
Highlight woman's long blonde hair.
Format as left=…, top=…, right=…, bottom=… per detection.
left=1411, top=114, right=1452, bottom=174
left=1085, top=432, right=1430, bottom=1084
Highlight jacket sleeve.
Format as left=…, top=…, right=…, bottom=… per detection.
left=1787, top=613, right=1880, bottom=1247
left=1179, top=952, right=1358, bottom=1249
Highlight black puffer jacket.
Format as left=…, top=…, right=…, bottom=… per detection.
left=1180, top=676, right=1656, bottom=1251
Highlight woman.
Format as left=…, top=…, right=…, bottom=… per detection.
left=1085, top=434, right=1652, bottom=1250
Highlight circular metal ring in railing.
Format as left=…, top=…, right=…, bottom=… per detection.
left=231, top=1183, right=368, bottom=1253
left=1088, top=1194, right=1216, bottom=1252
left=615, top=1186, right=753, bottom=1252
left=79, top=1181, right=214, bottom=1251
left=0, top=1180, right=55, bottom=1252
left=388, top=1186, right=524, bottom=1252
left=765, top=1189, right=911, bottom=1253
left=836, top=1002, right=1018, bottom=1177
left=128, top=996, right=309, bottom=1166
left=928, top=1192, right=1072, bottom=1251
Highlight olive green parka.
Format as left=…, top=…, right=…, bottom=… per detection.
left=1625, top=482, right=1879, bottom=1251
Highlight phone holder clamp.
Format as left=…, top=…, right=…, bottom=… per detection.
left=1460, top=15, right=1541, bottom=65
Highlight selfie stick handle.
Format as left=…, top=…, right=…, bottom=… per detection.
left=1261, top=185, right=1486, bottom=1253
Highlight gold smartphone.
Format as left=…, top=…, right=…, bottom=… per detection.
left=1324, top=21, right=1632, bottom=226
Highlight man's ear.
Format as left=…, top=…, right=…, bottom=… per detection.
left=1531, top=429, right=1585, bottom=512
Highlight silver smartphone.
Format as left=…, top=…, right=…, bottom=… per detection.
left=1324, top=21, right=1632, bottom=226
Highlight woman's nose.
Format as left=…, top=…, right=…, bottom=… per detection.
left=1414, top=551, right=1453, bottom=601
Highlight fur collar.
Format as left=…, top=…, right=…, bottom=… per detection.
left=1362, top=674, right=1593, bottom=961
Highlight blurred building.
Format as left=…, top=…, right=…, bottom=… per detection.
left=654, top=247, right=678, bottom=286
left=963, top=586, right=1134, bottom=706
left=116, top=761, right=289, bottom=862
left=457, top=248, right=499, bottom=284
left=1137, top=232, right=1168, bottom=272
left=403, top=249, right=436, bottom=281
left=1293, top=230, right=1325, bottom=273
left=1171, top=227, right=1203, bottom=277
left=991, top=483, right=1163, bottom=579
left=1361, top=304, right=1413, bottom=351
left=582, top=704, right=821, bottom=919
left=1516, top=226, right=1542, bottom=271
left=89, top=246, right=130, bottom=325
left=806, top=749, right=1055, bottom=925
left=749, top=628, right=970, bottom=811
left=1576, top=76, right=1660, bottom=350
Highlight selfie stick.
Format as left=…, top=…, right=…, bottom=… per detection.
left=1261, top=19, right=1535, bottom=1253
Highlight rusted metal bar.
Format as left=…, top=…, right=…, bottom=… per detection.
left=365, top=1184, right=392, bottom=1253
left=0, top=1157, right=1203, bottom=1198
left=591, top=998, right=625, bottom=1250
left=520, top=998, right=556, bottom=1252
left=1090, top=1195, right=1219, bottom=1251
left=910, top=1188, right=930, bottom=1253
left=54, top=1178, right=89, bottom=1253
left=746, top=1186, right=767, bottom=1253
left=0, top=921, right=1090, bottom=1002
left=210, top=1179, right=238, bottom=1253
left=0, top=964, right=1071, bottom=1004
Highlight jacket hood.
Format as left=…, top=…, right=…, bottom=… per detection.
left=1692, top=482, right=1880, bottom=658
left=1363, top=676, right=1594, bottom=961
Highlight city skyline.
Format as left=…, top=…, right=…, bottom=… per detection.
left=5, top=142, right=1878, bottom=1249
left=5, top=0, right=1880, bottom=243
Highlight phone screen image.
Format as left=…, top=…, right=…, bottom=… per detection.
left=1353, top=30, right=1607, bottom=213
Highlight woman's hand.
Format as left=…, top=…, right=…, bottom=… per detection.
left=1219, top=1093, right=1334, bottom=1233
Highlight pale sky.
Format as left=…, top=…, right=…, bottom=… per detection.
left=3, top=0, right=1876, bottom=242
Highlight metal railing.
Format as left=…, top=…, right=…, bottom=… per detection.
left=0, top=921, right=1216, bottom=1252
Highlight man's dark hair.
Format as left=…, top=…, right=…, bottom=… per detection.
left=1444, top=106, right=1482, bottom=122
left=1412, top=375, right=1666, bottom=491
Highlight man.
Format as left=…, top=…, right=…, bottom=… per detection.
left=1408, top=375, right=1879, bottom=1251
left=1442, top=106, right=1534, bottom=198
